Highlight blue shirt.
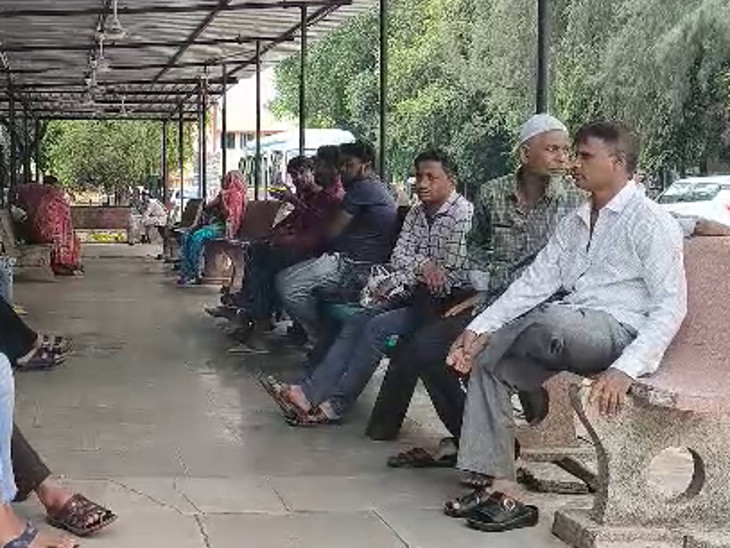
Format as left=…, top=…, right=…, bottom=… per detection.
left=331, top=176, right=397, bottom=264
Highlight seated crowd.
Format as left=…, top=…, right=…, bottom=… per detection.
left=185, top=116, right=727, bottom=533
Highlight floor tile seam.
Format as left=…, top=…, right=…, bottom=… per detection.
left=107, top=478, right=185, bottom=515
left=372, top=508, right=410, bottom=548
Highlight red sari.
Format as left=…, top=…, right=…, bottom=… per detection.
left=17, top=183, right=82, bottom=274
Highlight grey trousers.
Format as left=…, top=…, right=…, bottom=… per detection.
left=457, top=303, right=636, bottom=481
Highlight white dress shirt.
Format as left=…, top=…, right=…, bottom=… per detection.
left=467, top=182, right=687, bottom=379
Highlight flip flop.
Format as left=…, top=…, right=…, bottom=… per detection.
left=2, top=521, right=79, bottom=548
left=15, top=350, right=64, bottom=372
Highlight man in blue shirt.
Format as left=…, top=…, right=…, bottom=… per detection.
left=275, top=141, right=397, bottom=343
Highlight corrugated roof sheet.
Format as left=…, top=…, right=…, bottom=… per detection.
left=0, top=0, right=376, bottom=120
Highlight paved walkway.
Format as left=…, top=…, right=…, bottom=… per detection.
left=12, top=247, right=590, bottom=547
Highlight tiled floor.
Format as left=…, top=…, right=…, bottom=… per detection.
left=12, top=248, right=590, bottom=547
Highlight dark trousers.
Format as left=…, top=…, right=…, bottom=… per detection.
left=0, top=297, right=52, bottom=500
left=12, top=425, right=51, bottom=501
left=0, top=295, right=37, bottom=363
left=366, top=310, right=473, bottom=441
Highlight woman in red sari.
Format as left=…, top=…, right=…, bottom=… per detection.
left=16, top=176, right=83, bottom=276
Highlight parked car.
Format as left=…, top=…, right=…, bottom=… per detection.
left=657, top=176, right=730, bottom=225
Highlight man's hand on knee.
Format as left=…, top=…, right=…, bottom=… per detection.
left=446, top=330, right=490, bottom=375
left=588, top=368, right=633, bottom=416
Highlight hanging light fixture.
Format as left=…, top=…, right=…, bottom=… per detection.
left=104, top=0, right=127, bottom=41
left=97, top=37, right=112, bottom=73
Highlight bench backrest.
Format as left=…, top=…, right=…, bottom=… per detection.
left=180, top=199, right=203, bottom=228
left=633, top=237, right=730, bottom=413
left=237, top=200, right=282, bottom=240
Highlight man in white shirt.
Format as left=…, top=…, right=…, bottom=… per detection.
left=442, top=121, right=687, bottom=532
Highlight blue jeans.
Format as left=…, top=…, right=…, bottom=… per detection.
left=0, top=353, right=17, bottom=504
left=301, top=306, right=423, bottom=417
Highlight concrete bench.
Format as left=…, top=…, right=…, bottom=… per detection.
left=0, top=210, right=54, bottom=282
left=553, top=236, right=730, bottom=548
left=201, top=200, right=283, bottom=286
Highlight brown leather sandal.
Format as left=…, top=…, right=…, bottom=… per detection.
left=46, top=494, right=117, bottom=537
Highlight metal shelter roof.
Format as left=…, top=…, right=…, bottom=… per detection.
left=0, top=0, right=376, bottom=121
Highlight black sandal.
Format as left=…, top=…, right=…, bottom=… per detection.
left=465, top=491, right=539, bottom=532
left=2, top=521, right=79, bottom=548
left=46, top=493, right=117, bottom=537
left=41, top=335, right=72, bottom=355
left=443, top=488, right=492, bottom=518
left=285, top=406, right=342, bottom=428
left=387, top=447, right=457, bottom=469
left=459, top=471, right=494, bottom=490
left=15, top=349, right=64, bottom=372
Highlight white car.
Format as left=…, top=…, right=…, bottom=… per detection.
left=657, top=176, right=730, bottom=225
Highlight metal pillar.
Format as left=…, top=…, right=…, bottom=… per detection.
left=9, top=89, right=16, bottom=190
left=23, top=106, right=31, bottom=183
left=255, top=40, right=262, bottom=201
left=201, top=79, right=208, bottom=200
left=161, top=120, right=168, bottom=202
left=178, top=105, right=184, bottom=207
left=221, top=64, right=228, bottom=176
left=34, top=118, right=41, bottom=182
left=299, top=5, right=307, bottom=157
left=536, top=0, right=549, bottom=113
left=379, top=0, right=388, bottom=181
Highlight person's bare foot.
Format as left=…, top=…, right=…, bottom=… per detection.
left=16, top=336, right=42, bottom=366
left=0, top=504, right=77, bottom=547
left=35, top=481, right=72, bottom=515
left=286, top=385, right=312, bottom=413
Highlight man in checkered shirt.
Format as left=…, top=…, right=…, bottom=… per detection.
left=262, top=149, right=474, bottom=425
left=368, top=114, right=583, bottom=455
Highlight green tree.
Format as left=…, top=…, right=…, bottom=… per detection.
left=42, top=120, right=194, bottom=193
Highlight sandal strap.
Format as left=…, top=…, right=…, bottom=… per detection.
left=4, top=522, right=39, bottom=548
left=51, top=494, right=110, bottom=530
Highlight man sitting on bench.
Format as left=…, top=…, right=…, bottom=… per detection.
left=373, top=113, right=584, bottom=467
left=442, top=121, right=687, bottom=533
left=262, top=149, right=473, bottom=426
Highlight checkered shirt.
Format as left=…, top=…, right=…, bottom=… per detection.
left=390, top=192, right=473, bottom=293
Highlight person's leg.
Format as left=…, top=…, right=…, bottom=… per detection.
left=275, top=253, right=343, bottom=341
left=0, top=355, right=77, bottom=547
left=0, top=296, right=39, bottom=365
left=324, top=306, right=422, bottom=418
left=457, top=305, right=636, bottom=482
left=179, top=226, right=222, bottom=282
left=366, top=311, right=471, bottom=440
left=10, top=425, right=50, bottom=503
left=296, top=310, right=378, bottom=408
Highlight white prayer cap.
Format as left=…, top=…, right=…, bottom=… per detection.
left=518, top=113, right=568, bottom=147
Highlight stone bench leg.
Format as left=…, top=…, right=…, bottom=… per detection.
left=553, top=385, right=730, bottom=547
left=516, top=373, right=597, bottom=494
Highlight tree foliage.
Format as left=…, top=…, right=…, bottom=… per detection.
left=272, top=0, right=730, bottom=190
left=42, top=120, right=194, bottom=193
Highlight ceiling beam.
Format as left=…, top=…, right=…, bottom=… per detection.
left=153, top=0, right=232, bottom=82
left=0, top=35, right=292, bottom=53
left=0, top=1, right=350, bottom=18
left=10, top=77, right=235, bottom=89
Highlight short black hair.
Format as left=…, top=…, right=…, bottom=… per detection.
left=315, top=145, right=342, bottom=169
left=339, top=140, right=376, bottom=166
left=414, top=149, right=457, bottom=179
left=574, top=121, right=639, bottom=175
left=287, top=155, right=314, bottom=174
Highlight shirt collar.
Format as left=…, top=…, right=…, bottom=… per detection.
left=576, top=181, right=638, bottom=225
left=422, top=191, right=460, bottom=218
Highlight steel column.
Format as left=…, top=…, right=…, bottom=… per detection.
left=221, top=64, right=228, bottom=176
left=34, top=118, right=41, bottom=182
left=298, top=5, right=307, bottom=157
left=23, top=106, right=31, bottom=183
left=202, top=78, right=208, bottom=199
left=161, top=120, right=169, bottom=202
left=9, top=89, right=16, bottom=190
left=254, top=40, right=262, bottom=201
left=179, top=105, right=185, bottom=207
left=536, top=0, right=549, bottom=113
left=378, top=0, right=388, bottom=181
